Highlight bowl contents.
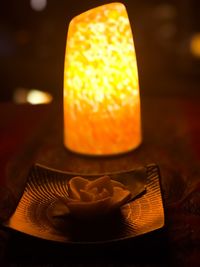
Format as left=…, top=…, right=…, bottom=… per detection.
left=58, top=175, right=132, bottom=219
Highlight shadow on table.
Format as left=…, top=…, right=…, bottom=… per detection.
left=5, top=227, right=170, bottom=265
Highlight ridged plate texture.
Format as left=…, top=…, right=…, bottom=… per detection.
left=4, top=164, right=164, bottom=243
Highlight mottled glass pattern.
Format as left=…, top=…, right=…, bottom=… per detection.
left=64, top=3, right=142, bottom=155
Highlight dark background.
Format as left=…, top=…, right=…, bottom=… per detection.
left=0, top=0, right=200, bottom=102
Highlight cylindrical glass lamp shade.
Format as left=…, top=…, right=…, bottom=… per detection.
left=63, top=3, right=142, bottom=155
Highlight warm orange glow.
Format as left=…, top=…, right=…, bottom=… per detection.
left=13, top=88, right=53, bottom=104
left=27, top=90, right=53, bottom=104
left=63, top=3, right=142, bottom=155
left=190, top=33, right=200, bottom=58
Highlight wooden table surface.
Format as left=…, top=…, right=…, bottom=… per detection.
left=0, top=97, right=200, bottom=266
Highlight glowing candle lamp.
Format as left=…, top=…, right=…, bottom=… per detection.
left=63, top=3, right=142, bottom=155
